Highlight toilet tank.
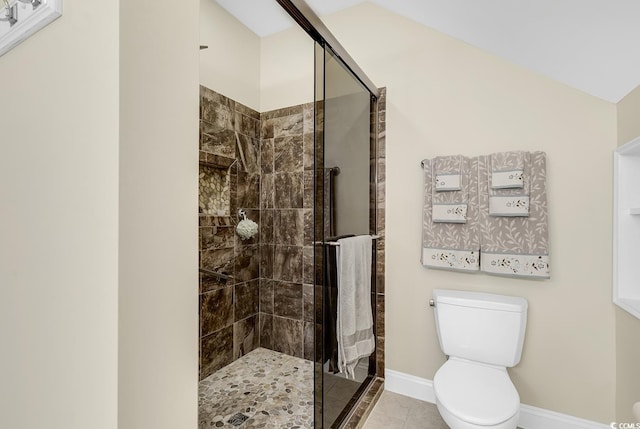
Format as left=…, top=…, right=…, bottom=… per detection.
left=433, top=289, right=528, bottom=367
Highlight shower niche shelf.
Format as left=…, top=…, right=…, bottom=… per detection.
left=199, top=150, right=234, bottom=169
left=613, top=136, right=640, bottom=319
left=199, top=154, right=231, bottom=217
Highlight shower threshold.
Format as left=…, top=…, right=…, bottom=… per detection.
left=199, top=348, right=313, bottom=429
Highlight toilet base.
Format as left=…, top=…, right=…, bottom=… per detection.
left=436, top=398, right=519, bottom=429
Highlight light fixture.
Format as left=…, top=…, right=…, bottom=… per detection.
left=1, top=0, right=17, bottom=26
left=0, top=0, right=61, bottom=58
left=1, top=0, right=42, bottom=27
left=17, top=0, right=41, bottom=9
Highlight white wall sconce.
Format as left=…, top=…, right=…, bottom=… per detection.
left=1, top=0, right=17, bottom=26
left=0, top=0, right=61, bottom=57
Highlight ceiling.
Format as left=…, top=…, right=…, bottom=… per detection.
left=215, top=0, right=640, bottom=103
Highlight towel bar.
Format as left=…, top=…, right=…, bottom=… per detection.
left=314, top=235, right=380, bottom=246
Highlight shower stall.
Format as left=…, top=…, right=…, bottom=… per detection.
left=197, top=1, right=386, bottom=427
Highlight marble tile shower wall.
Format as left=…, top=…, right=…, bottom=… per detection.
left=199, top=86, right=261, bottom=380
left=198, top=85, right=387, bottom=390
left=375, top=88, right=386, bottom=378
left=258, top=103, right=316, bottom=361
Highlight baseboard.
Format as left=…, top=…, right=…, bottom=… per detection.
left=384, top=369, right=436, bottom=403
left=517, top=404, right=610, bottom=429
left=384, top=369, right=609, bottom=429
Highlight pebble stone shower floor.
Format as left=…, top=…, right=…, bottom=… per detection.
left=199, top=348, right=314, bottom=429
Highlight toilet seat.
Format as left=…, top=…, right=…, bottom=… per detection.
left=434, top=358, right=520, bottom=427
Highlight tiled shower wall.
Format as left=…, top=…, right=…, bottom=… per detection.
left=199, top=86, right=261, bottom=380
left=258, top=103, right=316, bottom=360
left=198, top=85, right=386, bottom=387
left=375, top=88, right=386, bottom=378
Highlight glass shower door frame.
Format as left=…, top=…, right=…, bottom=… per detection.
left=313, top=41, right=380, bottom=429
left=271, top=3, right=380, bottom=427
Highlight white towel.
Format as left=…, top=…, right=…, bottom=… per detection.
left=336, top=235, right=375, bottom=379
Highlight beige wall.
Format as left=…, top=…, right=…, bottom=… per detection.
left=260, top=3, right=618, bottom=422
left=199, top=0, right=313, bottom=113
left=260, top=25, right=314, bottom=112
left=615, top=84, right=640, bottom=422
left=615, top=308, right=640, bottom=422
left=322, top=4, right=618, bottom=422
left=0, top=1, right=119, bottom=428
left=200, top=0, right=313, bottom=113
left=200, top=0, right=260, bottom=111
left=0, top=0, right=200, bottom=426
left=1, top=0, right=628, bottom=426
left=118, top=0, right=199, bottom=428
left=618, top=84, right=640, bottom=145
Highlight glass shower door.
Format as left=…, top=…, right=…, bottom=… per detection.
left=314, top=42, right=378, bottom=429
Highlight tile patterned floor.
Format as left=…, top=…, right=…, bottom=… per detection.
left=199, top=348, right=314, bottom=429
left=362, top=391, right=449, bottom=429
left=202, top=348, right=447, bottom=429
left=363, top=392, right=525, bottom=429
left=323, top=373, right=363, bottom=427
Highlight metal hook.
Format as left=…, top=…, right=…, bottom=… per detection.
left=238, top=209, right=247, bottom=221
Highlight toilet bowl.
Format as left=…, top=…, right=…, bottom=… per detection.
left=432, top=289, right=528, bottom=429
left=434, top=358, right=520, bottom=429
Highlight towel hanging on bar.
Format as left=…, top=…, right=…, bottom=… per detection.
left=488, top=151, right=531, bottom=217
left=432, top=156, right=469, bottom=223
left=336, top=235, right=375, bottom=379
left=421, top=156, right=480, bottom=272
left=419, top=151, right=549, bottom=279
left=478, top=152, right=550, bottom=278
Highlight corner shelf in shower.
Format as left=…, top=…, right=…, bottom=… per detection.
left=199, top=151, right=235, bottom=169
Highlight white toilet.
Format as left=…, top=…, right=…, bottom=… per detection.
left=432, top=289, right=528, bottom=429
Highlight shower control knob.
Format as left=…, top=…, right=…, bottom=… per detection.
left=429, top=299, right=435, bottom=308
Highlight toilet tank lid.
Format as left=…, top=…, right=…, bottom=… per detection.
left=434, top=289, right=528, bottom=313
